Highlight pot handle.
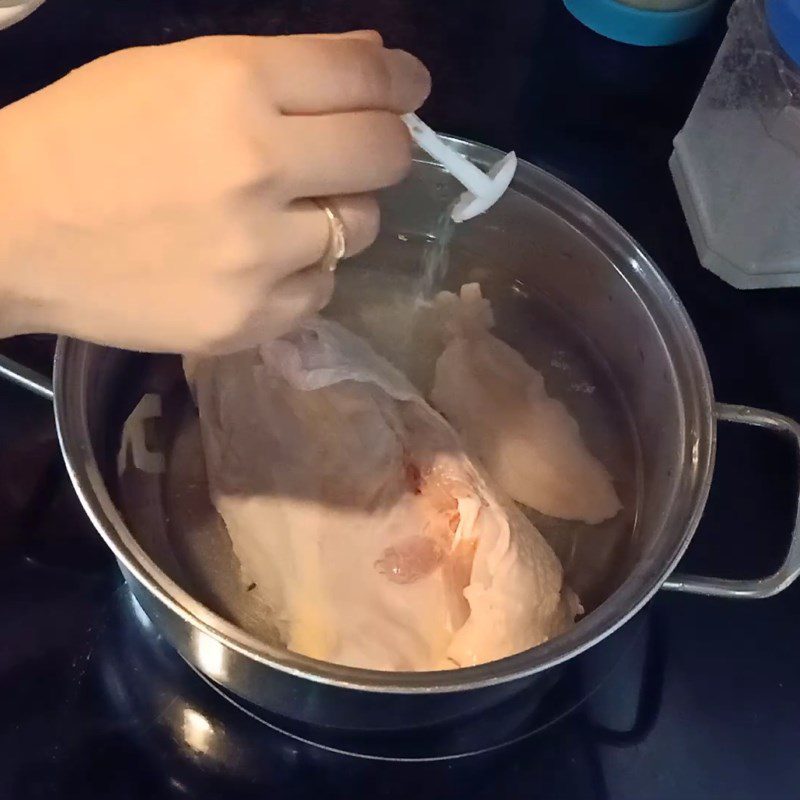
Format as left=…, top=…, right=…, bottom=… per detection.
left=0, top=355, right=53, bottom=402
left=0, top=354, right=53, bottom=400
left=663, top=403, right=800, bottom=600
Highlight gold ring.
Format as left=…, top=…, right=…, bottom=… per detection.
left=314, top=200, right=346, bottom=273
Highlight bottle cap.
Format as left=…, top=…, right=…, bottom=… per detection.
left=766, top=0, right=800, bottom=67
left=563, top=0, right=717, bottom=46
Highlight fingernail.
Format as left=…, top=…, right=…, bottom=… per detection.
left=387, top=49, right=432, bottom=109
left=340, top=29, right=383, bottom=45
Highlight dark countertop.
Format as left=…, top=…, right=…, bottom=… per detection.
left=1, top=1, right=800, bottom=798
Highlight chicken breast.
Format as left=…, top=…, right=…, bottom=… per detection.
left=429, top=284, right=621, bottom=524
left=186, top=318, right=578, bottom=672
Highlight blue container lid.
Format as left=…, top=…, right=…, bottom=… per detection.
left=563, top=0, right=717, bottom=47
left=766, top=0, right=800, bottom=66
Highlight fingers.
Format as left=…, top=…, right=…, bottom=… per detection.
left=249, top=194, right=379, bottom=283
left=274, top=111, right=411, bottom=198
left=259, top=36, right=430, bottom=115
left=226, top=266, right=335, bottom=352
left=223, top=195, right=367, bottom=351
left=269, top=265, right=336, bottom=329
left=312, top=194, right=379, bottom=258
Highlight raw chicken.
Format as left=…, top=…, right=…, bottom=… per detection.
left=186, top=318, right=579, bottom=672
left=430, top=284, right=621, bottom=525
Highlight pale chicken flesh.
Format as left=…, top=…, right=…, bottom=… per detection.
left=430, top=284, right=621, bottom=524
left=186, top=318, right=579, bottom=672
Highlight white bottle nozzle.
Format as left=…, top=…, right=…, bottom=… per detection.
left=402, top=113, right=517, bottom=223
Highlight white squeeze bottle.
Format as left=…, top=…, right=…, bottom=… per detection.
left=671, top=0, right=800, bottom=288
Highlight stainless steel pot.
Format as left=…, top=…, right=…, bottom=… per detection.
left=4, top=138, right=800, bottom=731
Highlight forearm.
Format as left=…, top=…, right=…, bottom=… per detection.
left=0, top=102, right=49, bottom=339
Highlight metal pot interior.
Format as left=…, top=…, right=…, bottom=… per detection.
left=55, top=140, right=716, bottom=694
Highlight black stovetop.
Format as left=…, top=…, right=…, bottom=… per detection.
left=2, top=1, right=800, bottom=798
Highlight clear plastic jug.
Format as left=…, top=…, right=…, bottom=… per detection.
left=671, top=0, right=800, bottom=288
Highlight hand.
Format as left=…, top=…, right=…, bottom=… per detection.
left=0, top=31, right=430, bottom=353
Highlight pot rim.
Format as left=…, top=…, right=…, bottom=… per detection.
left=53, top=137, right=717, bottom=694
